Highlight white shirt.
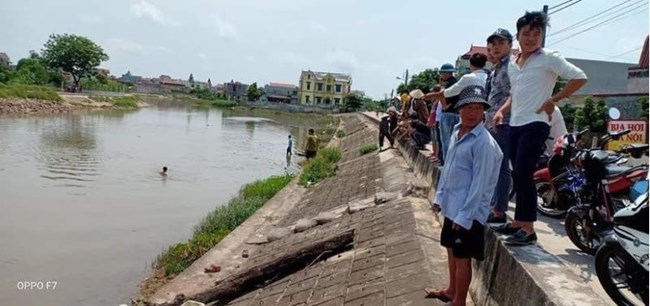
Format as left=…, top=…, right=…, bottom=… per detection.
left=435, top=100, right=443, bottom=122
left=508, top=48, right=587, bottom=127
left=443, top=69, right=488, bottom=97
left=546, top=106, right=568, bottom=155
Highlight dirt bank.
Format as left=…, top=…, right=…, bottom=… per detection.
left=0, top=95, right=149, bottom=115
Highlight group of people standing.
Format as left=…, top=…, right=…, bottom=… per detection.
left=379, top=11, right=588, bottom=306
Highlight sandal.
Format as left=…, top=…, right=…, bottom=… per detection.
left=424, top=288, right=452, bottom=302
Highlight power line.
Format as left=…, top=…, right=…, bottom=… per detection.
left=605, top=46, right=643, bottom=60
left=549, top=3, right=648, bottom=46
left=549, top=0, right=583, bottom=15
left=549, top=0, right=640, bottom=37
left=549, top=0, right=576, bottom=10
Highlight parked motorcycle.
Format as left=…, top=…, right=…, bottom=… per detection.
left=535, top=129, right=648, bottom=218
left=564, top=148, right=648, bottom=254
left=595, top=192, right=649, bottom=306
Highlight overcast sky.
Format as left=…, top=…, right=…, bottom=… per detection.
left=1, top=0, right=648, bottom=99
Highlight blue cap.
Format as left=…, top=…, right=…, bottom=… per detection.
left=440, top=63, right=455, bottom=73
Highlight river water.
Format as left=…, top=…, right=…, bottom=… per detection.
left=0, top=100, right=312, bottom=306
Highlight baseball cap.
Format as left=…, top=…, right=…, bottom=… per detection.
left=487, top=28, right=513, bottom=43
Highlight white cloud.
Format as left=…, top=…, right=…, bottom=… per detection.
left=79, top=15, right=103, bottom=24
left=324, top=50, right=359, bottom=72
left=308, top=22, right=329, bottom=34
left=155, top=46, right=171, bottom=53
left=130, top=0, right=171, bottom=25
left=206, top=15, right=238, bottom=40
left=106, top=38, right=147, bottom=56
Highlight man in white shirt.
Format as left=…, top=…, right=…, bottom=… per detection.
left=424, top=53, right=489, bottom=163
left=546, top=106, right=568, bottom=155
left=492, top=11, right=587, bottom=246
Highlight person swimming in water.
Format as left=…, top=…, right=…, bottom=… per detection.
left=160, top=166, right=168, bottom=176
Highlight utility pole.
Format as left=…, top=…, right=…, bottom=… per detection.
left=542, top=4, right=549, bottom=47
left=404, top=69, right=409, bottom=87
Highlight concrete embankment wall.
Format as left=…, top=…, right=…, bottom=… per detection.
left=362, top=113, right=609, bottom=306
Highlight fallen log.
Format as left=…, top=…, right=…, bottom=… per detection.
left=163, top=229, right=355, bottom=306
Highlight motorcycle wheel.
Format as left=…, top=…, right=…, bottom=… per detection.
left=595, top=244, right=649, bottom=306
left=564, top=209, right=600, bottom=255
left=535, top=179, right=567, bottom=218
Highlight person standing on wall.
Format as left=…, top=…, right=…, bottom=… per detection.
left=491, top=11, right=587, bottom=246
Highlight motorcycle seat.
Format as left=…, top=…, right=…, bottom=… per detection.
left=606, top=164, right=649, bottom=179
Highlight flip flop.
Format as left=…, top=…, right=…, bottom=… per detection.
left=424, top=288, right=452, bottom=302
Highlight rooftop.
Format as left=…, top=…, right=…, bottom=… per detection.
left=302, top=70, right=352, bottom=82
left=269, top=82, right=298, bottom=89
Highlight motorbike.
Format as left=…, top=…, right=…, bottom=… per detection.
left=535, top=129, right=648, bottom=218
left=564, top=146, right=648, bottom=255
left=595, top=191, right=649, bottom=306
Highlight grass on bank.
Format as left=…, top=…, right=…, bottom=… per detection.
left=359, top=144, right=379, bottom=155
left=112, top=96, right=140, bottom=108
left=0, top=84, right=62, bottom=101
left=298, top=147, right=342, bottom=187
left=155, top=173, right=294, bottom=276
left=335, top=130, right=346, bottom=138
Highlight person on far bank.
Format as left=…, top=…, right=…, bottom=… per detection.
left=305, top=128, right=319, bottom=160
left=484, top=28, right=515, bottom=224
left=426, top=85, right=502, bottom=306
left=491, top=11, right=587, bottom=246
left=424, top=56, right=488, bottom=163
left=287, top=135, right=293, bottom=156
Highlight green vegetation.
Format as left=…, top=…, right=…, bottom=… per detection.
left=343, top=94, right=363, bottom=112
left=247, top=82, right=264, bottom=101
left=639, top=96, right=648, bottom=117
left=575, top=96, right=607, bottom=134
left=299, top=147, right=342, bottom=187
left=189, top=97, right=237, bottom=108
left=83, top=78, right=130, bottom=92
left=335, top=130, right=346, bottom=138
left=112, top=95, right=140, bottom=108
left=396, top=68, right=440, bottom=94
left=156, top=174, right=293, bottom=276
left=0, top=84, right=62, bottom=101
left=41, top=34, right=108, bottom=91
left=359, top=144, right=379, bottom=155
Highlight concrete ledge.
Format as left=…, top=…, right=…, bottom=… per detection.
left=360, top=112, right=609, bottom=306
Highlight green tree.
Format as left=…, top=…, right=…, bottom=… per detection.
left=13, top=58, right=50, bottom=85
left=575, top=96, right=607, bottom=133
left=343, top=93, right=363, bottom=112
left=188, top=73, right=195, bottom=88
left=553, top=77, right=567, bottom=95
left=559, top=103, right=577, bottom=131
left=638, top=96, right=648, bottom=118
left=405, top=69, right=440, bottom=94
left=247, top=82, right=261, bottom=101
left=41, top=34, right=108, bottom=92
left=0, top=65, right=15, bottom=84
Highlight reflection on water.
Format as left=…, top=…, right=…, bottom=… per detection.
left=0, top=101, right=306, bottom=306
left=36, top=116, right=100, bottom=188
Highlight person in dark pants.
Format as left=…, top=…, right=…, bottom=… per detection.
left=491, top=11, right=587, bottom=246
left=426, top=85, right=502, bottom=306
left=304, top=128, right=319, bottom=159
left=484, top=28, right=515, bottom=224
left=409, top=113, right=431, bottom=150
left=379, top=106, right=398, bottom=149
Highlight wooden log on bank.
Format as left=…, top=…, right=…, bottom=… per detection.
left=164, top=229, right=355, bottom=306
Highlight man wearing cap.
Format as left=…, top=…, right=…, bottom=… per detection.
left=484, top=28, right=514, bottom=224
left=492, top=11, right=587, bottom=246
left=424, top=56, right=488, bottom=163
left=427, top=85, right=502, bottom=306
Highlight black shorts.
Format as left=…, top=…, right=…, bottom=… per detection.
left=305, top=150, right=317, bottom=159
left=440, top=217, right=485, bottom=261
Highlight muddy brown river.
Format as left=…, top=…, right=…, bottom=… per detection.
left=0, top=101, right=316, bottom=306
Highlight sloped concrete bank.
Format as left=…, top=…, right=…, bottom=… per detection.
left=361, top=112, right=609, bottom=306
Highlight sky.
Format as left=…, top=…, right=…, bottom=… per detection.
left=1, top=0, right=648, bottom=99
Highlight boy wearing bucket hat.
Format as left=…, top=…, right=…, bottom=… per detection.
left=427, top=85, right=502, bottom=306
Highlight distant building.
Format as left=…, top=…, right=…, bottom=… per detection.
left=94, top=68, right=110, bottom=77
left=224, top=81, right=249, bottom=101
left=262, top=82, right=299, bottom=103
left=455, top=45, right=519, bottom=74
left=627, top=35, right=649, bottom=94
left=134, top=78, right=165, bottom=93
left=566, top=58, right=636, bottom=97
left=159, top=75, right=186, bottom=91
left=213, top=84, right=225, bottom=94
left=0, top=52, right=10, bottom=66
left=117, top=71, right=142, bottom=84
left=350, top=90, right=365, bottom=97
left=298, top=70, right=352, bottom=107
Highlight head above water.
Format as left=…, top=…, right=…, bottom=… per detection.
left=308, top=128, right=314, bottom=134
left=162, top=166, right=168, bottom=172
left=516, top=11, right=548, bottom=54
